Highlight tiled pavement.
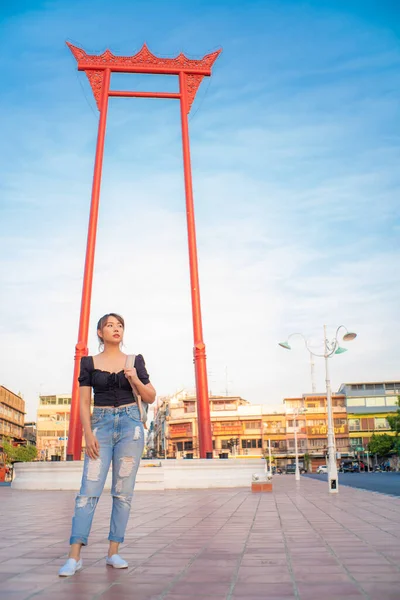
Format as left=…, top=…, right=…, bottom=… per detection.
left=0, top=476, right=399, bottom=600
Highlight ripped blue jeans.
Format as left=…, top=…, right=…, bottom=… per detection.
left=70, top=404, right=144, bottom=546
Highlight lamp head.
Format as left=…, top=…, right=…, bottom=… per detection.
left=335, top=346, right=348, bottom=355
left=343, top=331, right=357, bottom=342
left=279, top=341, right=291, bottom=350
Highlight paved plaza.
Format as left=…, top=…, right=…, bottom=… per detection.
left=0, top=476, right=399, bottom=600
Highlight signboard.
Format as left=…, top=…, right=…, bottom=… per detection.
left=307, top=425, right=347, bottom=436
left=169, top=423, right=192, bottom=438
left=212, top=422, right=243, bottom=435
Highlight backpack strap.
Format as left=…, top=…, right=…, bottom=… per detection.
left=125, top=354, right=147, bottom=426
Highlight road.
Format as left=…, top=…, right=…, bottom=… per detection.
left=306, top=471, right=400, bottom=496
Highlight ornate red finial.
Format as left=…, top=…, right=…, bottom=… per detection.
left=66, top=42, right=221, bottom=112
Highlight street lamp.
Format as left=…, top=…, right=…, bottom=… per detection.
left=279, top=325, right=357, bottom=494
left=292, top=405, right=306, bottom=481
left=262, top=426, right=273, bottom=477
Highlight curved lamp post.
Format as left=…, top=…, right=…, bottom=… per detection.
left=279, top=325, right=357, bottom=494
left=292, top=405, right=306, bottom=481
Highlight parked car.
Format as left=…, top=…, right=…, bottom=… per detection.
left=316, top=465, right=328, bottom=474
left=339, top=461, right=360, bottom=473
left=285, top=464, right=306, bottom=474
left=272, top=466, right=283, bottom=474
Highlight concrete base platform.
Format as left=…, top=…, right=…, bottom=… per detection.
left=12, top=458, right=265, bottom=491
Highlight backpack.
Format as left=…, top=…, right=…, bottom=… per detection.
left=125, top=354, right=149, bottom=428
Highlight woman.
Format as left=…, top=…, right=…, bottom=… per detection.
left=59, top=313, right=156, bottom=577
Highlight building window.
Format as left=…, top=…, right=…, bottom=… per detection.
left=270, top=440, right=286, bottom=450
left=241, top=439, right=262, bottom=449
left=350, top=437, right=362, bottom=447
left=184, top=441, right=193, bottom=451
left=351, top=384, right=364, bottom=390
left=287, top=439, right=306, bottom=449
left=375, top=418, right=389, bottom=430
left=244, top=421, right=261, bottom=429
left=333, top=399, right=345, bottom=408
left=307, top=419, right=325, bottom=427
left=176, top=442, right=183, bottom=451
left=41, top=397, right=57, bottom=405
left=365, top=384, right=384, bottom=390
left=385, top=383, right=400, bottom=390
left=366, top=397, right=385, bottom=406
left=347, top=398, right=366, bottom=407
left=309, top=439, right=326, bottom=448
left=336, top=438, right=349, bottom=448
left=349, top=419, right=361, bottom=431
left=58, top=398, right=71, bottom=405
left=287, top=420, right=305, bottom=428
left=334, top=418, right=346, bottom=427
left=212, top=402, right=236, bottom=411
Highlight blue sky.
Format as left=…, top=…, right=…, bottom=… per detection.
left=1, top=0, right=399, bottom=419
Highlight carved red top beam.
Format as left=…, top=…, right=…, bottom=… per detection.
left=67, top=42, right=221, bottom=113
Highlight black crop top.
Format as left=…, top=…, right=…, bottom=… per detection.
left=78, top=355, right=150, bottom=407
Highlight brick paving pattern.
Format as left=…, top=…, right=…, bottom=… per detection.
left=0, top=476, right=399, bottom=599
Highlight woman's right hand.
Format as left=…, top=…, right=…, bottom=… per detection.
left=85, top=431, right=100, bottom=460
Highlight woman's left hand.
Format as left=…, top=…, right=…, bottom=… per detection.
left=124, top=367, right=138, bottom=383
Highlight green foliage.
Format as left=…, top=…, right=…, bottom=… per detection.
left=304, top=453, right=311, bottom=470
left=2, top=440, right=37, bottom=463
left=367, top=434, right=395, bottom=457
left=387, top=397, right=400, bottom=436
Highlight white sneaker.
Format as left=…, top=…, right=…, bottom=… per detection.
left=58, top=558, right=83, bottom=577
left=106, top=554, right=128, bottom=569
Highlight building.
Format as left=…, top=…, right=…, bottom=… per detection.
left=152, top=390, right=350, bottom=469
left=0, top=386, right=25, bottom=447
left=36, top=394, right=83, bottom=460
left=284, top=393, right=350, bottom=471
left=23, top=422, right=37, bottom=446
left=338, top=381, right=400, bottom=454
left=153, top=391, right=273, bottom=459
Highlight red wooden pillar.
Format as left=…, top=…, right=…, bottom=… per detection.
left=179, top=72, right=213, bottom=457
left=67, top=69, right=111, bottom=460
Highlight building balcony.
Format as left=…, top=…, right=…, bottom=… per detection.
left=267, top=446, right=288, bottom=454
left=286, top=426, right=306, bottom=434
left=263, top=427, right=286, bottom=435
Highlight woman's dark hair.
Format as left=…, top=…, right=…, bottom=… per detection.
left=97, top=313, right=125, bottom=345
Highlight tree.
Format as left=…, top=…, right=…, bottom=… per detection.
left=386, top=397, right=400, bottom=471
left=367, top=434, right=395, bottom=458
left=2, top=441, right=37, bottom=463
left=387, top=397, right=400, bottom=436
left=304, top=453, right=311, bottom=473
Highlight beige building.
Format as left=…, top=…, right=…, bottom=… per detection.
left=36, top=394, right=84, bottom=460
left=151, top=390, right=352, bottom=470
left=152, top=391, right=282, bottom=459
left=0, top=386, right=26, bottom=462
left=0, top=386, right=25, bottom=442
